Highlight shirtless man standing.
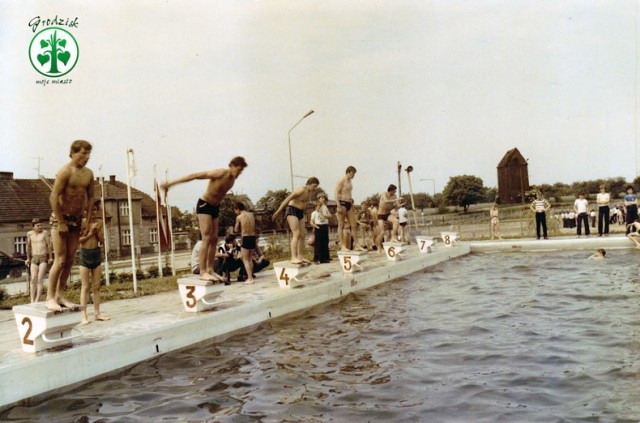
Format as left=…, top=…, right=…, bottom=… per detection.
left=26, top=218, right=53, bottom=303
left=162, top=156, right=247, bottom=283
left=335, top=166, right=366, bottom=251
left=47, top=140, right=95, bottom=311
left=234, top=202, right=256, bottom=285
left=272, top=177, right=320, bottom=264
left=375, top=184, right=402, bottom=252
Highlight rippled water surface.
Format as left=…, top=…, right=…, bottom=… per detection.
left=3, top=250, right=640, bottom=422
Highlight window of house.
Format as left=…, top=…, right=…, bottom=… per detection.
left=150, top=227, right=158, bottom=244
left=122, top=229, right=131, bottom=246
left=119, top=202, right=130, bottom=216
left=14, top=236, right=27, bottom=255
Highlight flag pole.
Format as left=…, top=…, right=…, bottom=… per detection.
left=165, top=168, right=176, bottom=276
left=126, top=149, right=138, bottom=293
left=154, top=166, right=164, bottom=277
left=99, top=165, right=110, bottom=285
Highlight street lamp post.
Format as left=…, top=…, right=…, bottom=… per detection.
left=405, top=166, right=416, bottom=228
left=288, top=110, right=315, bottom=191
left=397, top=162, right=402, bottom=196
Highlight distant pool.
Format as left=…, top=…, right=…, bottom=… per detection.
left=2, top=250, right=639, bottom=422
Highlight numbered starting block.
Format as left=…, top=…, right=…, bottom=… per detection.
left=382, top=242, right=405, bottom=261
left=273, top=261, right=312, bottom=288
left=178, top=276, right=226, bottom=312
left=13, top=303, right=84, bottom=353
left=415, top=236, right=434, bottom=253
left=440, top=232, right=459, bottom=247
left=337, top=250, right=368, bottom=273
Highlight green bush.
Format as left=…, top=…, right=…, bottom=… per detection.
left=147, top=266, right=160, bottom=278
left=116, top=272, right=132, bottom=283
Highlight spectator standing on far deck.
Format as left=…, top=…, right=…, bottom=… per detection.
left=597, top=185, right=610, bottom=236
left=624, top=186, right=638, bottom=235
left=574, top=193, right=590, bottom=237
left=530, top=191, right=550, bottom=240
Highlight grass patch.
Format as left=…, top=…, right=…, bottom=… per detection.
left=0, top=275, right=181, bottom=310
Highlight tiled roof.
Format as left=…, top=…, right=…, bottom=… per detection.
left=0, top=174, right=158, bottom=223
left=497, top=148, right=527, bottom=168
left=0, top=178, right=54, bottom=223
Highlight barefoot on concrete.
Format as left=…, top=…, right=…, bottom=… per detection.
left=45, top=297, right=63, bottom=312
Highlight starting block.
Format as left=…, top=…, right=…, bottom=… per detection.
left=13, top=303, right=84, bottom=353
left=273, top=261, right=311, bottom=288
left=382, top=242, right=405, bottom=261
left=178, top=275, right=226, bottom=312
left=440, top=232, right=459, bottom=247
left=415, top=236, right=434, bottom=253
left=337, top=250, right=368, bottom=273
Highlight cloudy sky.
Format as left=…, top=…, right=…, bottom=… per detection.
left=1, top=0, right=638, bottom=210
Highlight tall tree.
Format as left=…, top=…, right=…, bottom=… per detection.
left=442, top=175, right=486, bottom=212
left=257, top=189, right=290, bottom=212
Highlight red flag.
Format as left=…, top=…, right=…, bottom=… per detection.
left=154, top=178, right=170, bottom=251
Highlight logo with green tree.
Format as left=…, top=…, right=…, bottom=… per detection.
left=29, top=27, right=79, bottom=77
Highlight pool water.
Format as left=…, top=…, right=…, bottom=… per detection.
left=2, top=250, right=639, bottom=422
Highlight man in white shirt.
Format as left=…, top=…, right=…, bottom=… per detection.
left=574, top=192, right=590, bottom=236
left=596, top=185, right=610, bottom=236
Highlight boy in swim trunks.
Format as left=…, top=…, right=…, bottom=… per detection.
left=47, top=140, right=95, bottom=311
left=78, top=199, right=110, bottom=324
left=273, top=177, right=320, bottom=264
left=234, top=202, right=256, bottom=284
left=162, top=156, right=247, bottom=283
left=335, top=166, right=365, bottom=251
left=376, top=184, right=402, bottom=252
left=26, top=218, right=53, bottom=303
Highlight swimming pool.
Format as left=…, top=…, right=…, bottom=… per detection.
left=2, top=249, right=638, bottom=422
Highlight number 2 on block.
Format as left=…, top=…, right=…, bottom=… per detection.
left=21, top=316, right=34, bottom=346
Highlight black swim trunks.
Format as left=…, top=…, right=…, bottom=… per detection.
left=285, top=205, right=304, bottom=220
left=196, top=198, right=220, bottom=218
left=78, top=247, right=101, bottom=270
left=339, top=200, right=353, bottom=212
left=378, top=213, right=390, bottom=222
left=49, top=213, right=82, bottom=233
left=241, top=235, right=257, bottom=250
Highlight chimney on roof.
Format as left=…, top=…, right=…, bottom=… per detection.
left=110, top=175, right=116, bottom=183
left=0, top=172, right=14, bottom=180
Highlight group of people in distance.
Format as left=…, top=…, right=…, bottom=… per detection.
left=525, top=185, right=640, bottom=247
left=190, top=203, right=271, bottom=285
left=271, top=166, right=410, bottom=265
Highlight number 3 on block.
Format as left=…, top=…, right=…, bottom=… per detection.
left=184, top=285, right=197, bottom=308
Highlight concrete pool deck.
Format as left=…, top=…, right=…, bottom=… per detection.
left=0, top=234, right=634, bottom=410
